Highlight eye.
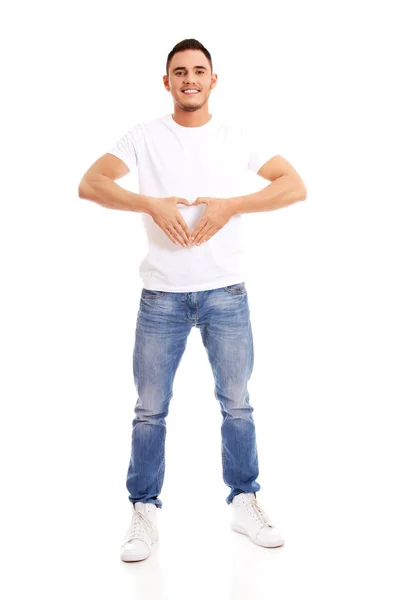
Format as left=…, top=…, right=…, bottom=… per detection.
left=176, top=71, right=205, bottom=75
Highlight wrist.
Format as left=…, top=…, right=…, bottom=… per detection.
left=225, top=196, right=242, bottom=216
left=143, top=196, right=157, bottom=216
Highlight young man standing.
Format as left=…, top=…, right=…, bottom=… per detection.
left=78, top=38, right=307, bottom=562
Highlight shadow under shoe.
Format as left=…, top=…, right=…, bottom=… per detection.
left=120, top=502, right=159, bottom=562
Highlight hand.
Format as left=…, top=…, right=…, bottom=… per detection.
left=149, top=196, right=193, bottom=247
left=190, top=197, right=234, bottom=245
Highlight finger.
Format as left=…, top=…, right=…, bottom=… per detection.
left=201, top=228, right=219, bottom=244
left=165, top=228, right=178, bottom=246
left=193, top=223, right=211, bottom=244
left=173, top=221, right=188, bottom=244
left=170, top=224, right=188, bottom=246
left=175, top=217, right=191, bottom=244
left=165, top=225, right=184, bottom=247
left=192, top=219, right=208, bottom=242
left=194, top=225, right=214, bottom=245
left=165, top=227, right=181, bottom=246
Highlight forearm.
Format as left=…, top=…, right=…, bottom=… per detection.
left=78, top=175, right=155, bottom=214
left=228, top=175, right=307, bottom=215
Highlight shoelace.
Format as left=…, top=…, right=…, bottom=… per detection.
left=125, top=510, right=157, bottom=543
left=249, top=497, right=274, bottom=529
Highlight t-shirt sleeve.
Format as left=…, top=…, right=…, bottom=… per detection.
left=108, top=126, right=139, bottom=173
left=243, top=123, right=276, bottom=174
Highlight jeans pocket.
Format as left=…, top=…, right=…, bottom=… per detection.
left=223, top=282, right=246, bottom=295
left=141, top=288, right=167, bottom=300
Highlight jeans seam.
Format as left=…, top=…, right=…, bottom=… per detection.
left=157, top=448, right=164, bottom=489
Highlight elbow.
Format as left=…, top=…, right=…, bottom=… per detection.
left=78, top=178, right=91, bottom=199
left=288, top=174, right=307, bottom=202
left=297, top=180, right=307, bottom=201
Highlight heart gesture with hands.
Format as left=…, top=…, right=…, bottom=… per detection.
left=190, top=197, right=234, bottom=245
left=149, top=195, right=234, bottom=247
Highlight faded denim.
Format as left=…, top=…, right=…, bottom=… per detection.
left=126, top=282, right=261, bottom=508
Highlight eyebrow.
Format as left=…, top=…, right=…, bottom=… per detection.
left=172, top=65, right=207, bottom=72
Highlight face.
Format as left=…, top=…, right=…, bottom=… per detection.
left=163, top=49, right=217, bottom=112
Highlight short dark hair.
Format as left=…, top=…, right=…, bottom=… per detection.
left=166, top=39, right=213, bottom=76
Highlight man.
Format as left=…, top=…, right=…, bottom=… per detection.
left=78, top=38, right=307, bottom=562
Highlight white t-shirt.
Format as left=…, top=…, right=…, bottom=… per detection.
left=108, top=113, right=273, bottom=292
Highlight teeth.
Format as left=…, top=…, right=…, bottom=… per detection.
left=183, top=90, right=199, bottom=94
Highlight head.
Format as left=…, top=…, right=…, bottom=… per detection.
left=163, top=39, right=217, bottom=113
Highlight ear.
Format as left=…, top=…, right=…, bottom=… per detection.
left=163, top=75, right=170, bottom=91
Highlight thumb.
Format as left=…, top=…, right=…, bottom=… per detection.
left=176, top=198, right=192, bottom=206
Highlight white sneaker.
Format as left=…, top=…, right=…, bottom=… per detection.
left=120, top=502, right=159, bottom=562
left=231, top=492, right=285, bottom=548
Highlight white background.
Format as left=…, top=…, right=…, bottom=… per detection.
left=1, top=0, right=399, bottom=598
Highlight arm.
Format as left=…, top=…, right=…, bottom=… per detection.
left=78, top=153, right=155, bottom=214
left=227, top=155, right=307, bottom=215
left=78, top=153, right=193, bottom=245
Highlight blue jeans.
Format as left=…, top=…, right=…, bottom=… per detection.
left=126, top=282, right=261, bottom=508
